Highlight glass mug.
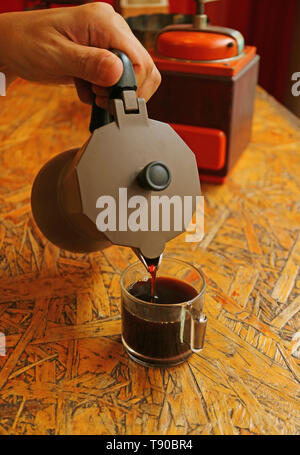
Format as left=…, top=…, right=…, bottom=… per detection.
left=120, top=257, right=207, bottom=367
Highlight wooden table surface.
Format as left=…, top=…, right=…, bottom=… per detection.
left=0, top=80, right=299, bottom=436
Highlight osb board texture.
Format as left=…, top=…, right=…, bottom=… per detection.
left=0, top=80, right=299, bottom=435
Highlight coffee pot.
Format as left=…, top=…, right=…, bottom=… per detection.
left=31, top=50, right=201, bottom=263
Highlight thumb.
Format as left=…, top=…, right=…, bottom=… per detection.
left=64, top=44, right=124, bottom=87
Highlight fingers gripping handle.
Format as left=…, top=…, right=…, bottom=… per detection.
left=109, top=50, right=138, bottom=98
left=89, top=50, right=138, bottom=133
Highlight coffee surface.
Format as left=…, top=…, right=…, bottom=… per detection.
left=127, top=276, right=198, bottom=304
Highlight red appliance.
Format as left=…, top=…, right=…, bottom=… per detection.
left=146, top=0, right=260, bottom=183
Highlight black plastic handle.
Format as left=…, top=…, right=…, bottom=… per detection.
left=89, top=50, right=137, bottom=133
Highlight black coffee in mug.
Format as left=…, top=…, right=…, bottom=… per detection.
left=122, top=276, right=198, bottom=366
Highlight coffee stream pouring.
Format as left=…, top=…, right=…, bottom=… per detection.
left=31, top=50, right=201, bottom=268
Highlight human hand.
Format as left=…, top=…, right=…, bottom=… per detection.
left=0, top=2, right=161, bottom=108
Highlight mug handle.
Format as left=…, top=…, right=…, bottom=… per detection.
left=180, top=305, right=207, bottom=352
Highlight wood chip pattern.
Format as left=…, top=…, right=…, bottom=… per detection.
left=0, top=80, right=299, bottom=435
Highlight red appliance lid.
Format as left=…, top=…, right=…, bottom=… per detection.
left=155, top=19, right=245, bottom=62
left=157, top=30, right=240, bottom=61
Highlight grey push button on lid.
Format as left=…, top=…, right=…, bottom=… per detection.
left=138, top=161, right=171, bottom=191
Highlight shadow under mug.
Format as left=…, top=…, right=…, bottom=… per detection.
left=120, top=257, right=207, bottom=368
